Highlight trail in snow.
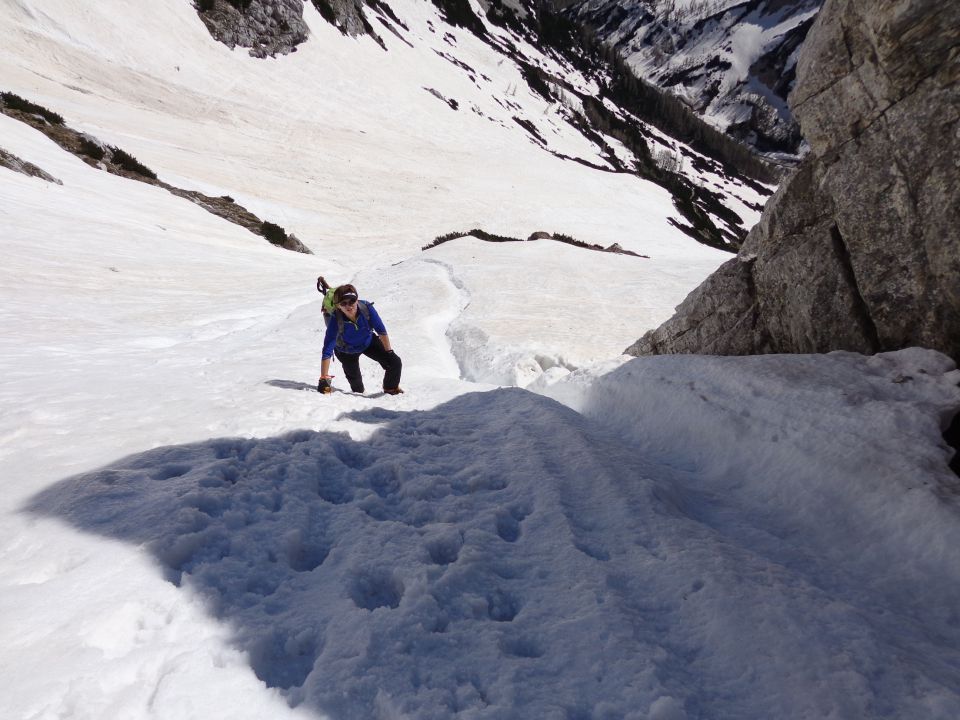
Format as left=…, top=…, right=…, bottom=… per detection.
left=413, top=257, right=474, bottom=382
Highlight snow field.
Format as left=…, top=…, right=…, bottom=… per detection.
left=2, top=0, right=960, bottom=719
left=0, top=0, right=759, bottom=265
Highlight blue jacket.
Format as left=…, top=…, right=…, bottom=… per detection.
left=322, top=301, right=388, bottom=358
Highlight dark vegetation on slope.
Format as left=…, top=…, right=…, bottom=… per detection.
left=78, top=136, right=106, bottom=161
left=110, top=147, right=158, bottom=180
left=424, top=229, right=649, bottom=258
left=1, top=91, right=64, bottom=125
left=0, top=92, right=311, bottom=254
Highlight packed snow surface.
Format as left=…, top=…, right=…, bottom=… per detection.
left=2, top=1, right=960, bottom=719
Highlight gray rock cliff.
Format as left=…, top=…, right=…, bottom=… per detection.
left=195, top=0, right=370, bottom=57
left=627, top=0, right=960, bottom=361
left=197, top=0, right=310, bottom=57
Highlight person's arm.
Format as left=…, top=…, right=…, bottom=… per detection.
left=366, top=303, right=391, bottom=347
left=320, top=317, right=338, bottom=374
left=318, top=330, right=336, bottom=393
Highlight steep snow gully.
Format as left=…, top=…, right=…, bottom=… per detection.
left=27, top=348, right=960, bottom=720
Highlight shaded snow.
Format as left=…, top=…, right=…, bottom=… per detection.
left=20, top=353, right=960, bottom=720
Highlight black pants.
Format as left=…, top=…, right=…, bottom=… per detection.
left=335, top=336, right=402, bottom=393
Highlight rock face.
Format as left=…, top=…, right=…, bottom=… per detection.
left=197, top=0, right=310, bottom=57
left=627, top=0, right=960, bottom=361
left=195, top=0, right=370, bottom=57
left=313, top=0, right=370, bottom=37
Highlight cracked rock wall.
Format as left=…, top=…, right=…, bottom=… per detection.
left=196, top=0, right=369, bottom=57
left=197, top=0, right=310, bottom=57
left=627, top=0, right=960, bottom=360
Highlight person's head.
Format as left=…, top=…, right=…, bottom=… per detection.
left=333, top=284, right=359, bottom=313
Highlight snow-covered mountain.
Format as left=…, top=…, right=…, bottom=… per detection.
left=187, top=0, right=780, bottom=249
left=561, top=0, right=821, bottom=157
left=1, top=0, right=777, bottom=253
left=2, top=1, right=959, bottom=719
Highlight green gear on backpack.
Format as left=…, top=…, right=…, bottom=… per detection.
left=322, top=288, right=337, bottom=315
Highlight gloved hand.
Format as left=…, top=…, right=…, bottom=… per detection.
left=317, top=376, right=333, bottom=394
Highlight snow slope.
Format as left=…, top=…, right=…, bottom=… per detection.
left=2, top=1, right=960, bottom=719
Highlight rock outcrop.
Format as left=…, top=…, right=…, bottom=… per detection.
left=197, top=0, right=311, bottom=57
left=1, top=95, right=313, bottom=254
left=313, top=0, right=370, bottom=37
left=1, top=147, right=62, bottom=184
left=626, top=0, right=960, bottom=361
left=195, top=0, right=371, bottom=57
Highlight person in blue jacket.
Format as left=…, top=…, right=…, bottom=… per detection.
left=317, top=284, right=403, bottom=395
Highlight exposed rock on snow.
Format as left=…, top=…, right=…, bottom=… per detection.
left=196, top=0, right=310, bottom=57
left=311, top=0, right=371, bottom=36
left=424, top=228, right=650, bottom=257
left=195, top=0, right=374, bottom=56
left=0, top=98, right=312, bottom=254
left=0, top=147, right=62, bottom=184
left=627, top=0, right=960, bottom=361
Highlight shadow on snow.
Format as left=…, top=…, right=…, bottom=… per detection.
left=24, top=389, right=674, bottom=719
left=24, top=384, right=960, bottom=719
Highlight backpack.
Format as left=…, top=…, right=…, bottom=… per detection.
left=317, top=276, right=337, bottom=326
left=321, top=288, right=337, bottom=326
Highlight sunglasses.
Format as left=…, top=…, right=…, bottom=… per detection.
left=338, top=297, right=357, bottom=307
